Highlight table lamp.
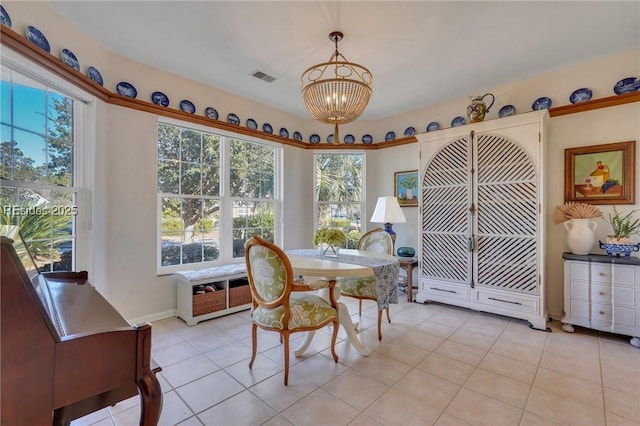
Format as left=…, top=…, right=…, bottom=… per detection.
left=370, top=196, right=406, bottom=246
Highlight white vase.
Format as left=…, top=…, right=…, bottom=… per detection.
left=564, top=219, right=597, bottom=255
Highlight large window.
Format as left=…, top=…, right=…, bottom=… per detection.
left=314, top=152, right=365, bottom=248
left=0, top=63, right=85, bottom=272
left=157, top=121, right=280, bottom=272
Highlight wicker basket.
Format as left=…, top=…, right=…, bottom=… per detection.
left=229, top=284, right=252, bottom=307
left=192, top=290, right=225, bottom=316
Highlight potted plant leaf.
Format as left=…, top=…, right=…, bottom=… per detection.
left=599, top=207, right=640, bottom=258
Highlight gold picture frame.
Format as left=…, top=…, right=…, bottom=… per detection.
left=394, top=170, right=418, bottom=207
left=564, top=140, right=635, bottom=205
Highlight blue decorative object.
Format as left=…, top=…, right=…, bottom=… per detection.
left=344, top=134, right=355, bottom=144
left=116, top=82, right=137, bottom=98
left=362, top=134, right=373, bottom=144
left=426, top=122, right=439, bottom=132
left=309, top=134, right=320, bottom=144
left=570, top=88, right=592, bottom=104
left=279, top=128, right=289, bottom=138
left=246, top=118, right=258, bottom=130
left=227, top=113, right=240, bottom=125
left=86, top=66, right=103, bottom=86
left=404, top=127, right=416, bottom=137
left=326, top=134, right=334, bottom=143
left=613, top=77, right=640, bottom=95
left=293, top=131, right=303, bottom=141
left=1, top=5, right=12, bottom=27
left=396, top=247, right=415, bottom=257
left=262, top=123, right=273, bottom=134
left=599, top=241, right=640, bottom=259
left=532, top=96, right=552, bottom=110
left=498, top=105, right=516, bottom=118
left=60, top=49, right=80, bottom=71
left=385, top=131, right=396, bottom=141
left=151, top=91, right=169, bottom=107
left=451, top=116, right=466, bottom=127
left=204, top=107, right=219, bottom=120
left=180, top=100, right=196, bottom=114
left=25, top=26, right=50, bottom=53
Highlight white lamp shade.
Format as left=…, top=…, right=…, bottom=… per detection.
left=370, top=196, right=406, bottom=224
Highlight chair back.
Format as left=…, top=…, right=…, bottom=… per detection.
left=357, top=228, right=393, bottom=255
left=244, top=236, right=294, bottom=310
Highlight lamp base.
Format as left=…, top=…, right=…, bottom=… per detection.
left=384, top=222, right=396, bottom=247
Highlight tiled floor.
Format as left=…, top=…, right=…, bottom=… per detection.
left=72, top=291, right=640, bottom=426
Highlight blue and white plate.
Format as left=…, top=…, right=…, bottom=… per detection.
left=1, top=5, right=12, bottom=27
left=293, top=131, right=303, bottom=141
left=362, top=134, right=373, bottom=145
left=204, top=107, right=219, bottom=120
left=151, top=91, right=169, bottom=107
left=404, top=127, right=416, bottom=137
left=451, top=116, right=466, bottom=127
left=246, top=118, right=258, bottom=130
left=116, top=81, right=137, bottom=98
left=86, top=66, right=103, bottom=86
left=385, top=131, right=396, bottom=142
left=227, top=113, right=240, bottom=125
left=426, top=122, right=439, bottom=132
left=262, top=123, right=273, bottom=134
left=279, top=128, right=289, bottom=138
left=25, top=25, right=50, bottom=53
left=570, top=88, right=592, bottom=104
left=309, top=134, right=321, bottom=144
left=180, top=100, right=196, bottom=114
left=613, top=77, right=640, bottom=95
left=498, top=105, right=516, bottom=118
left=60, top=48, right=79, bottom=71
left=532, top=96, right=552, bottom=110
left=327, top=134, right=334, bottom=143
left=344, top=134, right=355, bottom=144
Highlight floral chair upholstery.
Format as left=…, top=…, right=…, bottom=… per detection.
left=337, top=228, right=393, bottom=341
left=244, top=236, right=339, bottom=385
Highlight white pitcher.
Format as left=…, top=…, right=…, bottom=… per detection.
left=564, top=218, right=597, bottom=255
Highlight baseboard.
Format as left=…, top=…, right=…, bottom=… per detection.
left=128, top=309, right=176, bottom=325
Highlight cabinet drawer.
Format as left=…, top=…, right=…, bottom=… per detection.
left=569, top=281, right=635, bottom=306
left=570, top=299, right=636, bottom=326
left=423, top=281, right=469, bottom=301
left=475, top=290, right=539, bottom=314
left=570, top=262, right=636, bottom=286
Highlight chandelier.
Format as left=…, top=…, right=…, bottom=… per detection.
left=301, top=31, right=372, bottom=144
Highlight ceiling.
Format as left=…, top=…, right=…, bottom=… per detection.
left=46, top=1, right=640, bottom=120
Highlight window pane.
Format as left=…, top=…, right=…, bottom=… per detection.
left=181, top=129, right=201, bottom=163
left=158, top=160, right=180, bottom=193
left=13, top=83, right=45, bottom=134
left=181, top=162, right=202, bottom=195
left=158, top=124, right=180, bottom=160
left=315, top=153, right=363, bottom=202
left=14, top=129, right=46, bottom=183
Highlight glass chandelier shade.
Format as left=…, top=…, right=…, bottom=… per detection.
left=301, top=32, right=372, bottom=143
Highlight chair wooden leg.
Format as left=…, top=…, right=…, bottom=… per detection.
left=283, top=331, right=290, bottom=385
left=330, top=318, right=339, bottom=363
left=386, top=307, right=391, bottom=324
left=358, top=299, right=363, bottom=316
left=249, top=323, right=258, bottom=369
left=377, top=309, right=383, bottom=341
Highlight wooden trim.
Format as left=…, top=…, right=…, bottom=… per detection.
left=3, top=25, right=638, bottom=150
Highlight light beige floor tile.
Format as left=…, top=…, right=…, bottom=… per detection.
left=519, top=410, right=563, bottom=426
left=111, top=405, right=141, bottom=426
left=602, top=364, right=640, bottom=395
left=322, top=370, right=389, bottom=411
left=498, top=322, right=550, bottom=349
left=156, top=390, right=194, bottom=426
left=396, top=329, right=446, bottom=352
left=152, top=341, right=201, bottom=368
left=348, top=412, right=385, bottom=426
left=197, top=390, right=277, bottom=426
left=544, top=339, right=600, bottom=365
left=204, top=340, right=252, bottom=368
left=249, top=372, right=317, bottom=412
left=478, top=352, right=537, bottom=384
left=152, top=329, right=186, bottom=350
left=260, top=415, right=294, bottom=426
left=490, top=338, right=544, bottom=366
left=416, top=352, right=475, bottom=385
left=415, top=320, right=457, bottom=339
left=185, top=329, right=237, bottom=353
left=70, top=407, right=111, bottom=426
left=604, top=386, right=640, bottom=422
left=375, top=337, right=430, bottom=366
left=606, top=411, right=640, bottom=426
left=224, top=353, right=283, bottom=387
left=281, top=388, right=360, bottom=426
left=539, top=350, right=601, bottom=384
left=175, top=416, right=203, bottom=426
left=159, top=354, right=220, bottom=388
left=449, top=328, right=498, bottom=351
left=287, top=352, right=350, bottom=386
left=429, top=309, right=474, bottom=328
left=534, top=367, right=604, bottom=408
left=526, top=387, right=605, bottom=425
left=176, top=370, right=244, bottom=413
left=364, top=388, right=443, bottom=426
left=434, top=412, right=472, bottom=426
left=459, top=314, right=509, bottom=338
left=350, top=352, right=412, bottom=386
left=435, top=340, right=487, bottom=366
left=445, top=388, right=523, bottom=426
left=464, top=368, right=530, bottom=408
left=393, top=368, right=460, bottom=410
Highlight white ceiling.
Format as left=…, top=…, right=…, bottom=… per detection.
left=47, top=1, right=640, bottom=120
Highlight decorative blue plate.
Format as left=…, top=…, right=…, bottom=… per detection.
left=293, top=131, right=303, bottom=141
left=613, top=77, right=640, bottom=95
left=426, top=122, right=439, bottom=132
left=570, top=88, right=592, bottom=104
left=385, top=131, right=396, bottom=142
left=404, top=127, right=416, bottom=137
left=25, top=26, right=50, bottom=53
left=60, top=48, right=80, bottom=71
left=227, top=113, right=240, bottom=125
left=1, top=5, right=12, bottom=28
left=498, top=105, right=516, bottom=118
left=532, top=97, right=552, bottom=110
left=309, top=134, right=321, bottom=144
left=362, top=134, right=373, bottom=145
left=86, top=66, right=103, bottom=86
left=204, top=107, right=219, bottom=120
left=116, top=81, right=137, bottom=98
left=327, top=134, right=334, bottom=143
left=344, top=134, right=355, bottom=144
left=279, top=128, right=289, bottom=138
left=262, top=123, right=273, bottom=134
left=451, top=116, right=466, bottom=127
left=179, top=100, right=196, bottom=114
left=151, top=91, right=169, bottom=107
left=246, top=118, right=258, bottom=130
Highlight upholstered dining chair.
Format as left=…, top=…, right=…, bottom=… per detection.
left=336, top=228, right=393, bottom=341
left=244, top=235, right=339, bottom=385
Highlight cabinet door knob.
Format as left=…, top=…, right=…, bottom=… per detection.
left=599, top=311, right=605, bottom=315
left=598, top=272, right=605, bottom=276
left=599, top=291, right=605, bottom=295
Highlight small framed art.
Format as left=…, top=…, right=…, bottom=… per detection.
left=394, top=170, right=418, bottom=207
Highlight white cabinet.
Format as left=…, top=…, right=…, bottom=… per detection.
left=562, top=253, right=640, bottom=347
left=416, top=111, right=549, bottom=330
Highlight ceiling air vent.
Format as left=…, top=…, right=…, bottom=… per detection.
left=251, top=70, right=276, bottom=83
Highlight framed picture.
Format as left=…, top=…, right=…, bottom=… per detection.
left=564, top=140, right=636, bottom=205
left=394, top=170, right=418, bottom=207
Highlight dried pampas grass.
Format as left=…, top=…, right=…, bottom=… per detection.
left=553, top=202, right=603, bottom=224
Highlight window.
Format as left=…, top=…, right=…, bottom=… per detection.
left=157, top=120, right=280, bottom=272
left=314, top=152, right=365, bottom=248
left=0, top=59, right=88, bottom=272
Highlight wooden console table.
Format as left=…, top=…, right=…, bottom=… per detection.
left=398, top=257, right=419, bottom=302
